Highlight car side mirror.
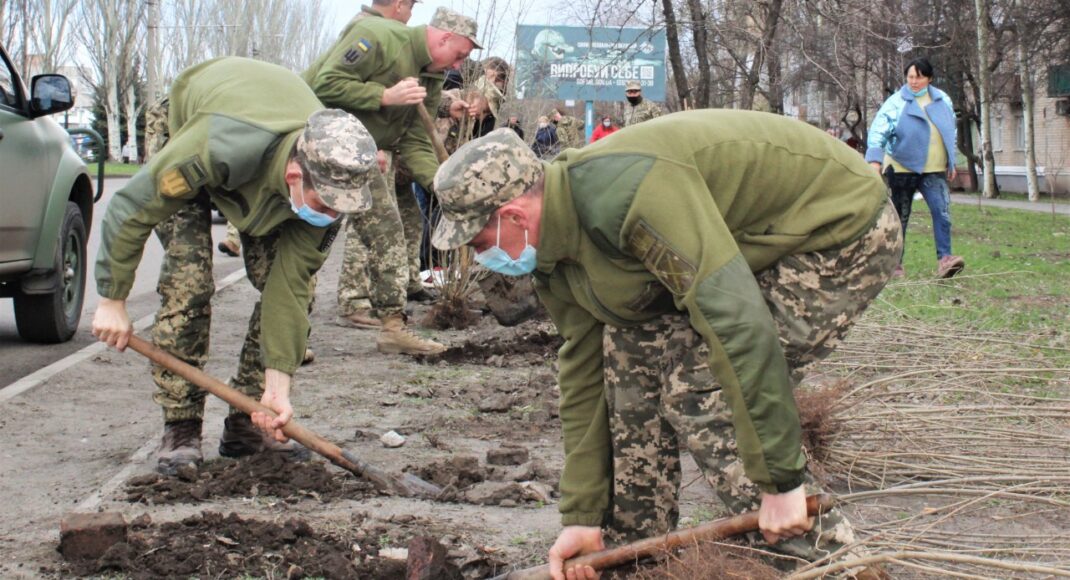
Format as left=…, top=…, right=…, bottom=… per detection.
left=29, top=74, right=74, bottom=118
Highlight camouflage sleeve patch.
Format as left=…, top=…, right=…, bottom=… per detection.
left=341, top=37, right=374, bottom=66
left=627, top=220, right=697, bottom=295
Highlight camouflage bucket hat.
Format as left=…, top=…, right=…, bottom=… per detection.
left=429, top=7, right=482, bottom=49
left=625, top=80, right=642, bottom=91
left=432, top=128, right=542, bottom=250
left=297, top=109, right=378, bottom=214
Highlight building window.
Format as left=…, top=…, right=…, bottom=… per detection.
left=992, top=114, right=1003, bottom=151
left=1014, top=113, right=1025, bottom=151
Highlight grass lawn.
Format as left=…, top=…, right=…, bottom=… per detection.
left=87, top=162, right=141, bottom=177
left=879, top=200, right=1069, bottom=338
left=955, top=190, right=1069, bottom=205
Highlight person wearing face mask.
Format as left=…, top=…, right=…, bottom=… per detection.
left=867, top=57, right=964, bottom=279
left=92, top=57, right=378, bottom=476
left=622, top=80, right=663, bottom=127
left=431, top=115, right=900, bottom=580
left=589, top=115, right=618, bottom=143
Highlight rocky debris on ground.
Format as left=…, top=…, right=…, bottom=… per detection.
left=124, top=453, right=374, bottom=505
left=409, top=455, right=559, bottom=506
left=487, top=446, right=529, bottom=466
left=380, top=430, right=406, bottom=448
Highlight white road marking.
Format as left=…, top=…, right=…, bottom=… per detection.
left=77, top=433, right=161, bottom=511
left=0, top=268, right=247, bottom=404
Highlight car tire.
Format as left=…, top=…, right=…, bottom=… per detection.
left=14, top=202, right=87, bottom=343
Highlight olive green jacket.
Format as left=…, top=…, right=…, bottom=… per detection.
left=303, top=19, right=443, bottom=189
left=534, top=110, right=887, bottom=526
left=96, top=57, right=335, bottom=374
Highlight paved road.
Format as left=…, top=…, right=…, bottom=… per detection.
left=951, top=193, right=1070, bottom=215
left=0, top=177, right=245, bottom=388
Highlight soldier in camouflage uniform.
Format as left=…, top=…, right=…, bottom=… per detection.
left=622, top=79, right=663, bottom=127
left=304, top=6, right=480, bottom=355
left=431, top=111, right=901, bottom=580
left=551, top=107, right=584, bottom=150
left=94, top=57, right=378, bottom=476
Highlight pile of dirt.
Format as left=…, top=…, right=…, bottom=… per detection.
left=124, top=453, right=374, bottom=505
left=65, top=511, right=420, bottom=579
left=417, top=329, right=562, bottom=367
left=409, top=453, right=558, bottom=506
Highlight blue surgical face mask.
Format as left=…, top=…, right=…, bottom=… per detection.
left=475, top=217, right=537, bottom=276
left=911, top=86, right=929, bottom=97
left=290, top=187, right=340, bottom=227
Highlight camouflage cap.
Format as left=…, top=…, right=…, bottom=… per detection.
left=297, top=109, right=377, bottom=214
left=625, top=80, right=642, bottom=91
left=429, top=7, right=482, bottom=49
left=432, top=128, right=542, bottom=250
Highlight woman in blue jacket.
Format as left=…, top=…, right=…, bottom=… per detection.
left=867, top=58, right=965, bottom=278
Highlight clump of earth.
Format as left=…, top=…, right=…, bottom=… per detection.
left=124, top=453, right=374, bottom=504
left=64, top=511, right=423, bottom=579
left=418, top=327, right=563, bottom=367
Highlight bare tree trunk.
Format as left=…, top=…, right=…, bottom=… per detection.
left=685, top=0, right=710, bottom=108
left=974, top=0, right=998, bottom=198
left=660, top=0, right=691, bottom=108
left=106, top=72, right=122, bottom=161
left=1015, top=25, right=1039, bottom=200
left=145, top=0, right=159, bottom=106
left=124, top=83, right=138, bottom=163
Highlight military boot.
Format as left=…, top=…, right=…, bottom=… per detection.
left=157, top=419, right=203, bottom=476
left=342, top=309, right=382, bottom=329
left=376, top=314, right=446, bottom=355
left=218, top=414, right=311, bottom=461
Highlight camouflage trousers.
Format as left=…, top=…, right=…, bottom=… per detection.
left=602, top=201, right=902, bottom=561
left=336, top=152, right=423, bottom=317
left=152, top=200, right=315, bottom=422
left=224, top=222, right=241, bottom=249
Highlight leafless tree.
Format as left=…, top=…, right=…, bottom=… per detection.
left=75, top=0, right=143, bottom=161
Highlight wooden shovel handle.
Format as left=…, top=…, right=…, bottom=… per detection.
left=127, top=335, right=352, bottom=474
left=500, top=494, right=835, bottom=580
left=416, top=102, right=449, bottom=164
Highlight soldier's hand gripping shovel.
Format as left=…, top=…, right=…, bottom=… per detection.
left=491, top=494, right=835, bottom=580
left=126, top=334, right=442, bottom=498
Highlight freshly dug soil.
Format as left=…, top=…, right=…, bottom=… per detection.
left=65, top=511, right=415, bottom=579
left=418, top=329, right=563, bottom=366
left=124, top=453, right=374, bottom=505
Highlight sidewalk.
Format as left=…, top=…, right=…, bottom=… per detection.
left=950, top=193, right=1070, bottom=215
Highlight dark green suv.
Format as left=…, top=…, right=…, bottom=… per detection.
left=0, top=43, right=96, bottom=342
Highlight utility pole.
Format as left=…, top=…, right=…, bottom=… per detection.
left=20, top=0, right=29, bottom=78
left=145, top=0, right=159, bottom=105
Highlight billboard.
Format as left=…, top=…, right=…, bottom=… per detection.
left=514, top=25, right=667, bottom=102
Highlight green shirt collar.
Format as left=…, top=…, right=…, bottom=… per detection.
left=536, top=160, right=580, bottom=272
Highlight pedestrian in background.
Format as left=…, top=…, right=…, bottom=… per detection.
left=867, top=57, right=964, bottom=279
left=622, top=80, right=663, bottom=127
left=532, top=115, right=559, bottom=158
left=589, top=115, right=617, bottom=142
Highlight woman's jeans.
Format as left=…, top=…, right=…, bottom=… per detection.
left=885, top=169, right=953, bottom=259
